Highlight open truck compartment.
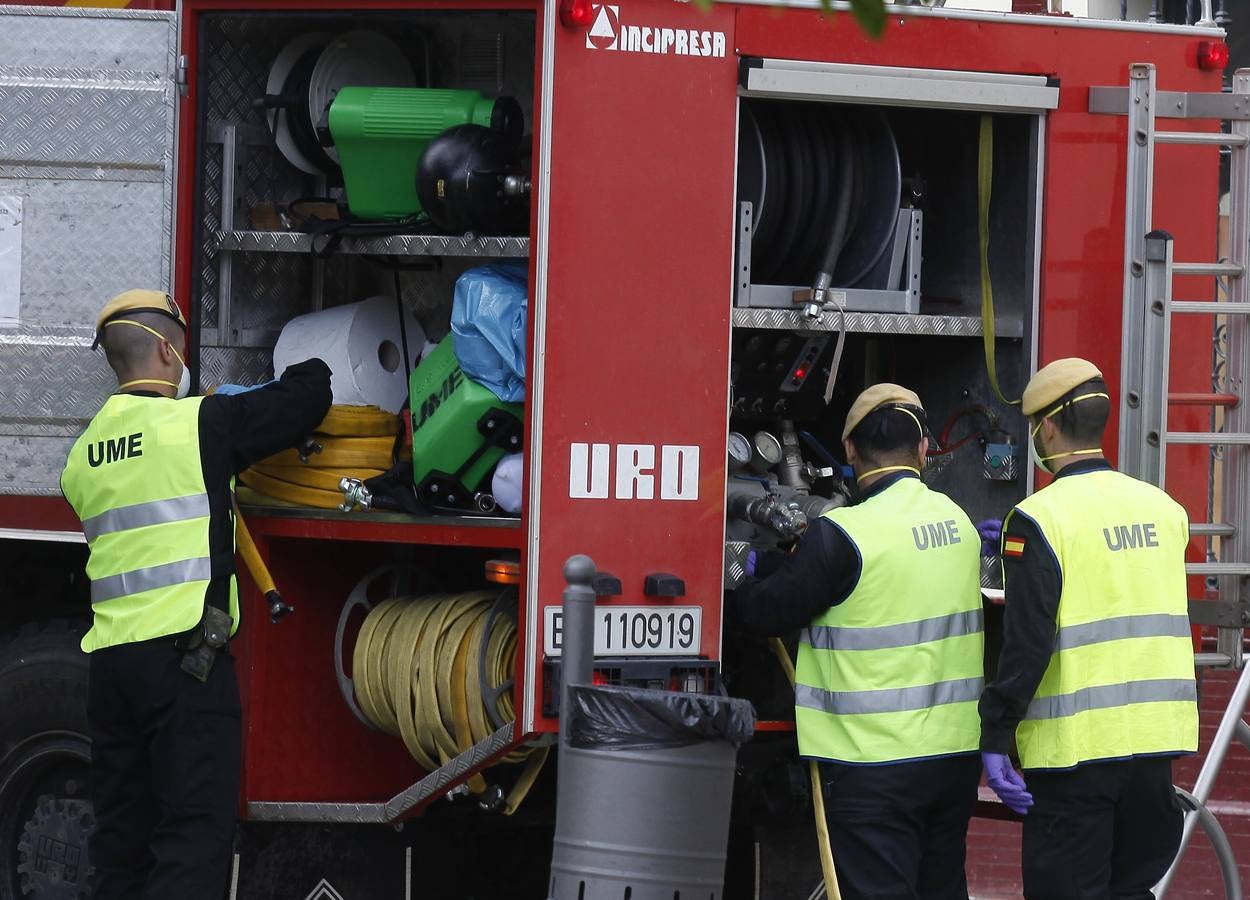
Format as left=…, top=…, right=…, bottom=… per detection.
left=726, top=69, right=1048, bottom=544
left=180, top=8, right=547, bottom=817
left=722, top=69, right=1049, bottom=726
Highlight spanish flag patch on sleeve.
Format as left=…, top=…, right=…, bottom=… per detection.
left=1003, top=537, right=1027, bottom=558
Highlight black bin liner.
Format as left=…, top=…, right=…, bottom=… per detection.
left=565, top=684, right=756, bottom=751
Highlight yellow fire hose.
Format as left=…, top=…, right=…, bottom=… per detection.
left=771, top=638, right=843, bottom=900
left=237, top=405, right=401, bottom=509
left=978, top=113, right=1020, bottom=409
left=233, top=499, right=294, bottom=621
left=352, top=591, right=547, bottom=815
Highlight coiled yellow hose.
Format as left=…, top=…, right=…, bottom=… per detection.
left=238, top=405, right=400, bottom=508
left=352, top=590, right=547, bottom=814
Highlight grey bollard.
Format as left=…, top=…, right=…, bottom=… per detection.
left=559, top=554, right=597, bottom=739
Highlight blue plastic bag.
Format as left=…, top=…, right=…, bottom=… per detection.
left=451, top=263, right=528, bottom=404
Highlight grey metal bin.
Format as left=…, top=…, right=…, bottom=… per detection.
left=547, top=684, right=756, bottom=900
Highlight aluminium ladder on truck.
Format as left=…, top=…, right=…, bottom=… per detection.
left=1092, top=64, right=1250, bottom=899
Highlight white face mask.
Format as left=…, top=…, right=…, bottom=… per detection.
left=106, top=318, right=191, bottom=398
left=1029, top=428, right=1055, bottom=474
left=175, top=359, right=191, bottom=400
left=1029, top=391, right=1110, bottom=473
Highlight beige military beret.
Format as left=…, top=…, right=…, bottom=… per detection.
left=1021, top=358, right=1104, bottom=416
left=842, top=383, right=924, bottom=441
left=93, top=289, right=187, bottom=348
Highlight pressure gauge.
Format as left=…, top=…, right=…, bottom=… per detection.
left=751, top=431, right=783, bottom=474
left=728, top=432, right=752, bottom=472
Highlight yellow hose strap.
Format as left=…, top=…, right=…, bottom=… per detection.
left=770, top=638, right=843, bottom=900
left=317, top=404, right=402, bottom=437
left=978, top=114, right=1020, bottom=408
left=233, top=501, right=276, bottom=595
left=352, top=592, right=545, bottom=812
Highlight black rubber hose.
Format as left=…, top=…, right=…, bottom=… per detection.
left=791, top=106, right=836, bottom=281
left=283, top=47, right=338, bottom=174
left=814, top=111, right=856, bottom=290
left=770, top=104, right=813, bottom=283
left=752, top=104, right=787, bottom=282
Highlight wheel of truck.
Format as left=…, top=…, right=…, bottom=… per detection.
left=0, top=621, right=94, bottom=900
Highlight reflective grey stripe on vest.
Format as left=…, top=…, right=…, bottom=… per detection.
left=81, top=494, right=211, bottom=543
left=91, top=557, right=213, bottom=604
left=803, top=609, right=984, bottom=652
left=1054, top=613, right=1191, bottom=652
left=796, top=677, right=984, bottom=716
left=1026, top=678, right=1197, bottom=721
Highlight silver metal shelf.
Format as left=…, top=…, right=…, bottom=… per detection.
left=210, top=229, right=530, bottom=258
left=237, top=502, right=521, bottom=531
left=732, top=307, right=1025, bottom=338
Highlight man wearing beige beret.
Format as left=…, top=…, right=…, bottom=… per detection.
left=979, top=358, right=1198, bottom=898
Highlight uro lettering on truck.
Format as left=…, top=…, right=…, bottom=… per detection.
left=569, top=442, right=700, bottom=500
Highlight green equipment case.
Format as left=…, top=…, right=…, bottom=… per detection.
left=328, top=86, right=514, bottom=220
left=409, top=338, right=523, bottom=508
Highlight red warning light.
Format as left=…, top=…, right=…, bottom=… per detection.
left=560, top=0, right=595, bottom=28
left=1198, top=41, right=1230, bottom=71
left=795, top=367, right=807, bottom=380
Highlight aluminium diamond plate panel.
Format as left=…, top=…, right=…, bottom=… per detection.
left=0, top=6, right=177, bottom=498
left=730, top=307, right=1026, bottom=338
left=199, top=346, right=273, bottom=391
left=212, top=230, right=530, bottom=258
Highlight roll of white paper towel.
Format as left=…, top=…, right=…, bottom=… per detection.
left=273, top=296, right=424, bottom=413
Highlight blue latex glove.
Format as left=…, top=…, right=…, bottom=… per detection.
left=214, top=380, right=275, bottom=396
left=982, top=751, right=1033, bottom=815
left=976, top=518, right=1003, bottom=556
left=745, top=550, right=757, bottom=578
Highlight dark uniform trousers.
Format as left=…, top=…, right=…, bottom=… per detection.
left=88, top=638, right=240, bottom=900
left=1023, top=756, right=1182, bottom=900
left=821, top=754, right=982, bottom=900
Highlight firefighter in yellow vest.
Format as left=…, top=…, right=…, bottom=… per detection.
left=979, top=358, right=1198, bottom=898
left=60, top=290, right=331, bottom=900
left=733, top=384, right=985, bottom=900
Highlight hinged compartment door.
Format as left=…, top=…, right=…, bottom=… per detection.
left=0, top=5, right=178, bottom=497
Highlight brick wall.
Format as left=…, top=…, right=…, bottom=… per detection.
left=967, top=669, right=1250, bottom=898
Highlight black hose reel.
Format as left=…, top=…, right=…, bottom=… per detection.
left=737, top=101, right=903, bottom=291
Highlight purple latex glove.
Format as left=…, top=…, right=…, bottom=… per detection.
left=976, top=519, right=1004, bottom=556
left=745, top=550, right=757, bottom=578
left=982, top=751, right=1033, bottom=815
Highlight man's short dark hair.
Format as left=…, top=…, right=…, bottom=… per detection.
left=1040, top=377, right=1110, bottom=445
left=98, top=311, right=182, bottom=382
left=848, top=404, right=928, bottom=464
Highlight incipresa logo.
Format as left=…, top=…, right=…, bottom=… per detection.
left=585, top=4, right=727, bottom=58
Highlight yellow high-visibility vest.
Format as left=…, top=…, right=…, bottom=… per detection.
left=795, top=477, right=985, bottom=764
left=1011, top=468, right=1197, bottom=770
left=61, top=394, right=238, bottom=652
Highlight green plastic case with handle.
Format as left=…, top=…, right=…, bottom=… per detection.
left=328, top=86, right=496, bottom=220
left=409, top=338, right=523, bottom=505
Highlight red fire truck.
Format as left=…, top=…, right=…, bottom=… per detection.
left=0, top=0, right=1245, bottom=896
